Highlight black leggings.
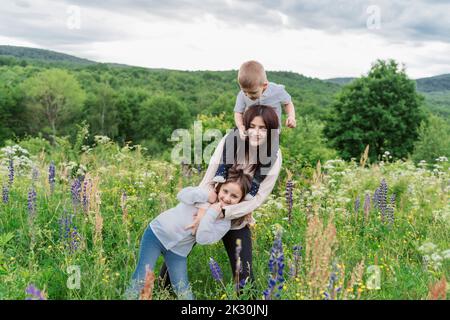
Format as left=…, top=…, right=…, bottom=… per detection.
left=158, top=226, right=254, bottom=291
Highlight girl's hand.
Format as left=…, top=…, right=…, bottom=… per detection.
left=209, top=202, right=222, bottom=214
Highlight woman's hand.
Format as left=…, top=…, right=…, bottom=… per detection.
left=208, top=189, right=218, bottom=204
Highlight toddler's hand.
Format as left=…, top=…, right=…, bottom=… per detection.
left=286, top=116, right=296, bottom=128
left=238, top=125, right=247, bottom=140
left=208, top=189, right=218, bottom=203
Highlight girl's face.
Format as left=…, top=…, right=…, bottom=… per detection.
left=247, top=115, right=267, bottom=147
left=218, top=181, right=244, bottom=207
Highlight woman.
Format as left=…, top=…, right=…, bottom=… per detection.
left=160, top=104, right=282, bottom=294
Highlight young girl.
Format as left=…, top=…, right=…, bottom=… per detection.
left=125, top=168, right=252, bottom=300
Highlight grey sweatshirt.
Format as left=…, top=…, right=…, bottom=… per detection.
left=149, top=186, right=230, bottom=257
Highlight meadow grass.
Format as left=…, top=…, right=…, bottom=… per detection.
left=0, top=138, right=448, bottom=300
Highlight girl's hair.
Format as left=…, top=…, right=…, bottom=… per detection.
left=214, top=168, right=253, bottom=201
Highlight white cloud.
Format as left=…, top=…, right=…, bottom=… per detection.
left=1, top=0, right=449, bottom=78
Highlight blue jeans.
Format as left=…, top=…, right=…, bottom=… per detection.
left=125, top=226, right=193, bottom=300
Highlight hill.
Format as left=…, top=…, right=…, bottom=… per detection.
left=1, top=45, right=447, bottom=123
left=0, top=45, right=95, bottom=65
left=416, top=74, right=450, bottom=92
left=325, top=74, right=450, bottom=94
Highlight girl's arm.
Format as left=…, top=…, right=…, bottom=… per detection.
left=196, top=207, right=231, bottom=245
left=176, top=186, right=210, bottom=205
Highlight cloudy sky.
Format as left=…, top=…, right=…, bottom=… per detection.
left=1, top=0, right=450, bottom=79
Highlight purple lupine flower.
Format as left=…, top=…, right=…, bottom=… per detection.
left=209, top=257, right=223, bottom=282
left=285, top=180, right=294, bottom=223
left=263, top=230, right=285, bottom=300
left=378, top=179, right=388, bottom=222
left=27, top=187, right=37, bottom=217
left=289, top=245, right=302, bottom=278
left=48, top=161, right=56, bottom=194
left=2, top=184, right=9, bottom=204
left=59, top=208, right=81, bottom=254
left=82, top=179, right=90, bottom=213
left=363, top=192, right=371, bottom=222
left=71, top=178, right=82, bottom=211
left=372, top=188, right=380, bottom=210
left=354, top=196, right=360, bottom=216
left=8, top=158, right=14, bottom=186
left=237, top=278, right=247, bottom=291
left=67, top=226, right=81, bottom=253
left=197, top=164, right=202, bottom=174
left=323, top=263, right=342, bottom=300
left=58, top=208, right=69, bottom=240
left=386, top=193, right=396, bottom=225
left=25, top=284, right=46, bottom=300
left=390, top=193, right=396, bottom=205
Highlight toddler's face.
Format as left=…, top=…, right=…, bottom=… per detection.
left=241, top=83, right=267, bottom=100
left=218, top=181, right=243, bottom=207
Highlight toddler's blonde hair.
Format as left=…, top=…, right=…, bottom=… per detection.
left=238, top=60, right=267, bottom=89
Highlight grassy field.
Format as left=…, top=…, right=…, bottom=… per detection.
left=0, top=136, right=448, bottom=300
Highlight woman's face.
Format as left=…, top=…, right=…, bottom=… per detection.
left=218, top=181, right=243, bottom=207
left=247, top=115, right=267, bottom=147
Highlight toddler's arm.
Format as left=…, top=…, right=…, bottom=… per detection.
left=234, top=112, right=247, bottom=139
left=284, top=101, right=296, bottom=128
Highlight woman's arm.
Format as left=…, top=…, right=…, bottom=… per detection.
left=195, top=135, right=228, bottom=209
left=198, top=135, right=227, bottom=189
left=222, top=149, right=282, bottom=220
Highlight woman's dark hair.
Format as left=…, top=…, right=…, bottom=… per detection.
left=214, top=168, right=253, bottom=201
left=243, top=104, right=279, bottom=132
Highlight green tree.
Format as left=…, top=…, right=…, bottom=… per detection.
left=412, top=114, right=450, bottom=163
left=324, top=60, right=425, bottom=161
left=137, top=95, right=191, bottom=154
left=22, top=68, right=86, bottom=138
left=281, top=116, right=337, bottom=170
left=207, top=92, right=235, bottom=121
left=84, top=82, right=118, bottom=139
left=0, top=73, right=27, bottom=144
left=115, top=87, right=152, bottom=144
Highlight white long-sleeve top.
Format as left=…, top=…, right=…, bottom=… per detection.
left=149, top=186, right=230, bottom=257
left=197, top=133, right=282, bottom=230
